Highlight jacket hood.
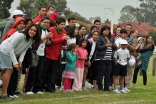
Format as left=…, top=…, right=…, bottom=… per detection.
left=11, top=17, right=25, bottom=29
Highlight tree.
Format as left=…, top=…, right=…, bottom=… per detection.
left=104, top=19, right=111, bottom=24
left=17, top=0, right=33, bottom=18
left=118, top=5, right=137, bottom=23
left=89, top=16, right=101, bottom=23
left=0, top=0, right=14, bottom=19
left=119, top=1, right=156, bottom=26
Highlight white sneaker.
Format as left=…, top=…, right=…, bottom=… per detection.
left=60, top=86, right=64, bottom=91
left=120, top=89, right=128, bottom=93
left=124, top=87, right=130, bottom=92
left=82, top=87, right=89, bottom=91
left=9, top=95, right=14, bottom=99
left=37, top=91, right=44, bottom=94
left=26, top=91, right=34, bottom=95
left=13, top=95, right=18, bottom=98
left=113, top=89, right=120, bottom=93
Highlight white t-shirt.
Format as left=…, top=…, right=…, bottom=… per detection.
left=114, top=48, right=130, bottom=66
left=67, top=38, right=76, bottom=46
left=115, top=37, right=127, bottom=47
left=36, top=30, right=48, bottom=56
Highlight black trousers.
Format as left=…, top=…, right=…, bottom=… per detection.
left=97, top=60, right=112, bottom=90
left=56, top=64, right=65, bottom=87
left=132, top=65, right=147, bottom=85
left=7, top=67, right=18, bottom=96
left=40, top=58, right=59, bottom=92
left=23, top=56, right=45, bottom=92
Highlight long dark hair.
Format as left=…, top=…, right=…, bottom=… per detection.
left=88, top=25, right=98, bottom=39
left=67, top=26, right=77, bottom=38
left=20, top=24, right=41, bottom=46
left=100, top=25, right=111, bottom=38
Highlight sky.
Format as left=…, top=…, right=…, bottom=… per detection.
left=9, top=0, right=140, bottom=24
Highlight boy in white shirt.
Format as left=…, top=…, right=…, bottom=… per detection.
left=113, top=40, right=130, bottom=93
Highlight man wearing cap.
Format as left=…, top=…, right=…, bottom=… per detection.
left=0, top=10, right=25, bottom=42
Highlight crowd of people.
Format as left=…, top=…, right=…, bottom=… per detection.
left=0, top=5, right=155, bottom=100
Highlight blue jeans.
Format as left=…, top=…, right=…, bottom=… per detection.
left=97, top=60, right=112, bottom=90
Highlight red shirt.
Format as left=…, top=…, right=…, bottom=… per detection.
left=46, top=27, right=67, bottom=60
left=33, top=16, right=42, bottom=24
left=50, top=12, right=58, bottom=22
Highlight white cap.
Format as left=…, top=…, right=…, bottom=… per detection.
left=120, top=40, right=128, bottom=45
left=129, top=56, right=136, bottom=66
left=13, top=10, right=26, bottom=16
left=138, top=37, right=143, bottom=41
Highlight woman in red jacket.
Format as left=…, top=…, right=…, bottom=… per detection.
left=40, top=18, right=69, bottom=93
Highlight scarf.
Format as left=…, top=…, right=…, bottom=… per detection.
left=39, top=24, right=46, bottom=31
left=89, top=38, right=96, bottom=60
left=54, top=26, right=63, bottom=34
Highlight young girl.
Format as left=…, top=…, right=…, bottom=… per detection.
left=0, top=24, right=41, bottom=99
left=86, top=31, right=99, bottom=89
left=73, top=39, right=88, bottom=91
left=139, top=35, right=154, bottom=90
left=59, top=26, right=78, bottom=90
left=63, top=43, right=78, bottom=92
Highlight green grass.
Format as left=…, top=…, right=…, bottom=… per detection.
left=1, top=55, right=156, bottom=104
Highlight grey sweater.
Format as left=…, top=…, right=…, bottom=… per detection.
left=0, top=32, right=34, bottom=65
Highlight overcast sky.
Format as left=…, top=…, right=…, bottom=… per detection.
left=10, top=0, right=140, bottom=24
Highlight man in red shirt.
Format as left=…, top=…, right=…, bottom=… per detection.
left=33, top=6, right=47, bottom=24
left=47, top=6, right=58, bottom=23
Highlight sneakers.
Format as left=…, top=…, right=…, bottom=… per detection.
left=113, top=89, right=120, bottom=93
left=9, top=95, right=18, bottom=98
left=124, top=87, right=130, bottom=92
left=120, top=88, right=128, bottom=93
left=26, top=91, right=34, bottom=95
left=60, top=86, right=64, bottom=91
left=37, top=91, right=44, bottom=94
left=82, top=87, right=89, bottom=91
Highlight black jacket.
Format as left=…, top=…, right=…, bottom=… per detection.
left=95, top=35, right=116, bottom=60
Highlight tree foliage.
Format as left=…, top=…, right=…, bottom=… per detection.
left=104, top=19, right=111, bottom=24
left=119, top=0, right=156, bottom=26
left=0, top=0, right=14, bottom=19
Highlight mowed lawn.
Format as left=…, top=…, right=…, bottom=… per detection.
left=1, top=55, right=156, bottom=104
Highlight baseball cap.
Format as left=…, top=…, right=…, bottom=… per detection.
left=120, top=40, right=128, bottom=45
left=13, top=10, right=26, bottom=16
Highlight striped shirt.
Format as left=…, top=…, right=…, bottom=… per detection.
left=103, top=47, right=112, bottom=60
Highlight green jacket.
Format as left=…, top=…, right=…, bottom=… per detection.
left=65, top=51, right=78, bottom=70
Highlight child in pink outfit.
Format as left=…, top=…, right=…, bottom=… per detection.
left=73, top=39, right=88, bottom=91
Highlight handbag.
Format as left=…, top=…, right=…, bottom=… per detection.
left=30, top=44, right=39, bottom=67
left=30, top=52, right=39, bottom=67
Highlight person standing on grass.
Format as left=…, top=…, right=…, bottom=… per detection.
left=63, top=43, right=78, bottom=92
left=139, top=35, right=154, bottom=90
left=33, top=6, right=47, bottom=24
left=59, top=26, right=79, bottom=90
left=23, top=16, right=53, bottom=95
left=86, top=30, right=99, bottom=89
left=95, top=25, right=116, bottom=92
left=40, top=18, right=69, bottom=93
left=132, top=37, right=144, bottom=88
left=113, top=40, right=130, bottom=93
left=73, top=39, right=88, bottom=91
left=94, top=20, right=101, bottom=31
left=0, top=24, right=41, bottom=99
left=76, top=25, right=86, bottom=45
left=65, top=17, right=76, bottom=32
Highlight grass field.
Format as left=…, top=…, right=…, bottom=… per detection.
left=0, top=55, right=156, bottom=104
